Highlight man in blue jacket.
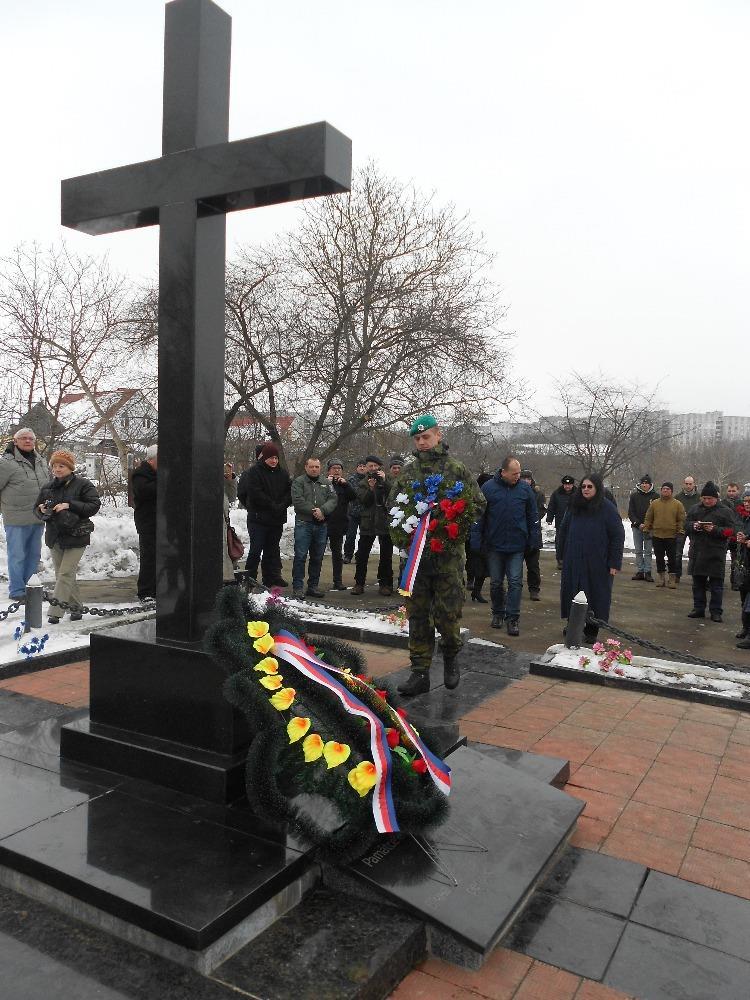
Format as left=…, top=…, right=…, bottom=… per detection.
left=481, top=456, right=541, bottom=636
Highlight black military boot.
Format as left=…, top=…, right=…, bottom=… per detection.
left=736, top=612, right=750, bottom=639
left=491, top=614, right=503, bottom=629
left=443, top=658, right=460, bottom=690
left=507, top=617, right=520, bottom=637
left=397, top=671, right=430, bottom=696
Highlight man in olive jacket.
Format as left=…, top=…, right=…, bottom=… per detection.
left=290, top=457, right=338, bottom=599
left=642, top=482, right=685, bottom=588
left=390, top=416, right=485, bottom=696
left=0, top=428, right=49, bottom=599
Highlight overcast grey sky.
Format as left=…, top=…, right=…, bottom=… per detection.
left=3, top=0, right=747, bottom=415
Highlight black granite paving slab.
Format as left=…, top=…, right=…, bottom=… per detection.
left=405, top=670, right=513, bottom=723
left=631, top=870, right=750, bottom=963
left=503, top=893, right=625, bottom=980
left=0, top=884, right=244, bottom=1000
left=0, top=689, right=71, bottom=728
left=605, top=922, right=750, bottom=1000
left=541, top=847, right=647, bottom=917
left=214, top=888, right=425, bottom=1000
left=469, top=742, right=569, bottom=787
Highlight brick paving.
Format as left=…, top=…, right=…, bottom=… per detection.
left=2, top=642, right=749, bottom=999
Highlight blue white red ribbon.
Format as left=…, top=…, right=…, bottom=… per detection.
left=271, top=629, right=451, bottom=833
left=398, top=508, right=432, bottom=597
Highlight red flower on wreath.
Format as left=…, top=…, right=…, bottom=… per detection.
left=439, top=499, right=452, bottom=513
left=430, top=538, right=444, bottom=553
left=445, top=522, right=460, bottom=540
left=396, top=707, right=408, bottom=720
left=428, top=518, right=439, bottom=532
left=452, top=499, right=466, bottom=515
left=386, top=728, right=400, bottom=748
left=411, top=759, right=428, bottom=774
left=375, top=688, right=388, bottom=701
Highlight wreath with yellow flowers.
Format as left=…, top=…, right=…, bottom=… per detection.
left=205, top=586, right=449, bottom=864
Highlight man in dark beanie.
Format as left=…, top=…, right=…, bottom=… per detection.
left=388, top=455, right=405, bottom=478
left=684, top=481, right=738, bottom=622
left=237, top=441, right=291, bottom=588
left=546, top=475, right=576, bottom=569
left=325, top=458, right=356, bottom=590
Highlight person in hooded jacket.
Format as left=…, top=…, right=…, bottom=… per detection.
left=0, top=428, right=49, bottom=600
left=628, top=475, right=657, bottom=581
left=559, top=474, right=625, bottom=641
left=684, top=481, right=738, bottom=623
left=237, top=441, right=292, bottom=587
left=35, top=450, right=100, bottom=623
left=546, top=476, right=576, bottom=569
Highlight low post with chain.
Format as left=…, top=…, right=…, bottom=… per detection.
left=24, top=575, right=44, bottom=632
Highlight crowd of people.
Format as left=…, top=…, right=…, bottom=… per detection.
left=2, top=423, right=750, bottom=670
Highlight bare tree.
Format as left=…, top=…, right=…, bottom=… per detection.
left=0, top=243, right=138, bottom=468
left=539, top=371, right=674, bottom=482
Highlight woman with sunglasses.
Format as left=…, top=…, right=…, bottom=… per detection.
left=558, top=473, right=625, bottom=642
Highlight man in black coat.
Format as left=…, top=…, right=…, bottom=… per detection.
left=627, top=474, right=657, bottom=582
left=237, top=441, right=292, bottom=587
left=685, top=481, right=738, bottom=622
left=546, top=476, right=576, bottom=569
left=343, top=459, right=367, bottom=563
left=324, top=459, right=357, bottom=590
left=131, top=445, right=158, bottom=602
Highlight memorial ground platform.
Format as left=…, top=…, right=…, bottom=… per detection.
left=1, top=631, right=749, bottom=999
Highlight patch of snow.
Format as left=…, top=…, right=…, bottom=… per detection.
left=0, top=604, right=153, bottom=665
left=545, top=643, right=750, bottom=702
left=468, top=637, right=506, bottom=648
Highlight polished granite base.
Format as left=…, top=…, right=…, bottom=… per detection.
left=60, top=619, right=251, bottom=802
left=505, top=846, right=750, bottom=1000
left=347, top=745, right=584, bottom=964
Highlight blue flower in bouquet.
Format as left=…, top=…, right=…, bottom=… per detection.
left=446, top=481, right=464, bottom=498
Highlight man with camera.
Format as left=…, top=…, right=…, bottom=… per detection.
left=684, top=481, right=738, bottom=622
left=325, top=458, right=356, bottom=591
left=351, top=455, right=394, bottom=596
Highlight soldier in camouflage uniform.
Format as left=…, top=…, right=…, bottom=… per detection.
left=390, top=415, right=485, bottom=696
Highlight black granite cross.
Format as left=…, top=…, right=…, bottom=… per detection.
left=61, top=0, right=351, bottom=642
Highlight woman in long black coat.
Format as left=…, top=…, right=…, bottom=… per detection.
left=559, top=474, right=625, bottom=639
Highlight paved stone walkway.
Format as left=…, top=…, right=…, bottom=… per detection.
left=1, top=644, right=748, bottom=999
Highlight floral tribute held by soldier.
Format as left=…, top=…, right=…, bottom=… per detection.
left=389, top=415, right=485, bottom=696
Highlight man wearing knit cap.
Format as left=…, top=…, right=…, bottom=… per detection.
left=642, top=482, right=685, bottom=588
left=0, top=428, right=49, bottom=600
left=628, top=474, right=657, bottom=581
left=388, top=455, right=405, bottom=478
left=343, top=459, right=367, bottom=564
left=684, top=480, right=738, bottom=622
left=237, top=441, right=291, bottom=588
left=351, top=454, right=394, bottom=596
left=390, top=415, right=485, bottom=696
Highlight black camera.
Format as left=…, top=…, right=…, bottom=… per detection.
left=44, top=499, right=55, bottom=511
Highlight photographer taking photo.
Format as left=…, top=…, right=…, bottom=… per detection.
left=351, top=455, right=394, bottom=596
left=684, top=481, right=737, bottom=623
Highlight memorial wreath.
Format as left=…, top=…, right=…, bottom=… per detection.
left=205, top=587, right=450, bottom=863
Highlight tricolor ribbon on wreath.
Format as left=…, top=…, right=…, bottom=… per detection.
left=272, top=629, right=451, bottom=834
left=398, top=505, right=433, bottom=597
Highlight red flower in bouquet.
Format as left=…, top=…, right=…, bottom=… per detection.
left=439, top=499, right=453, bottom=513
left=430, top=538, right=444, bottom=553
left=428, top=518, right=439, bottom=532
left=452, top=499, right=466, bottom=515
left=386, top=728, right=400, bottom=748
left=411, top=759, right=427, bottom=774
left=445, top=522, right=460, bottom=540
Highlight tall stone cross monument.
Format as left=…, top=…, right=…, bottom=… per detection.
left=61, top=0, right=351, bottom=642
left=59, top=0, right=351, bottom=801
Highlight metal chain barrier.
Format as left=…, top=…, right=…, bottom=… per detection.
left=45, top=593, right=154, bottom=618
left=588, top=614, right=747, bottom=673
left=0, top=601, right=22, bottom=623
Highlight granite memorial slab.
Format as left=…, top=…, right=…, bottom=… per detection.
left=0, top=788, right=312, bottom=949
left=469, top=742, right=570, bottom=788
left=347, top=745, right=583, bottom=961
left=540, top=846, right=646, bottom=917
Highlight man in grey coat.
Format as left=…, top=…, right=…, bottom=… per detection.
left=0, top=428, right=49, bottom=600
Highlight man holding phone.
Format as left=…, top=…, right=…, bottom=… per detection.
left=684, top=481, right=738, bottom=622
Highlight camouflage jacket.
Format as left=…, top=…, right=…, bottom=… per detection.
left=389, top=444, right=485, bottom=567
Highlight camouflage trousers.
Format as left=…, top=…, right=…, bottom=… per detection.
left=408, top=558, right=464, bottom=673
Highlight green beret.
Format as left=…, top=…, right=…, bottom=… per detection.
left=409, top=414, right=438, bottom=436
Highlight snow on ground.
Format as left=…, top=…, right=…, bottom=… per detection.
left=544, top=643, right=750, bottom=702
left=0, top=604, right=153, bottom=666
